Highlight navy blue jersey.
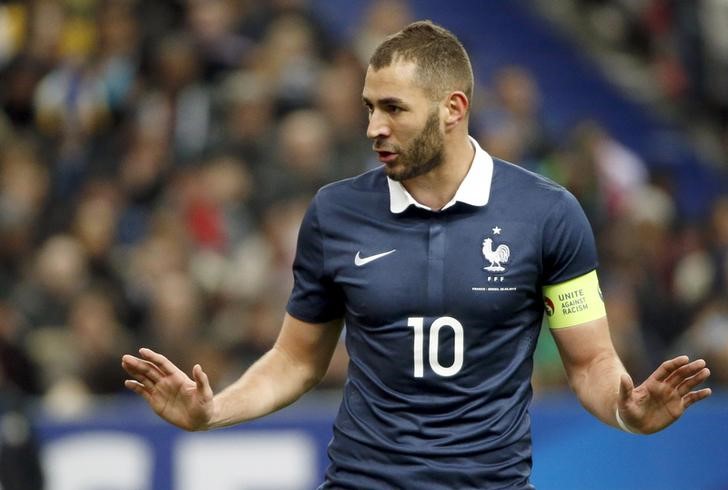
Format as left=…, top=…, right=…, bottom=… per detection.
left=287, top=141, right=598, bottom=489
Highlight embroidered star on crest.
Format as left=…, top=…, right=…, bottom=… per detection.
left=492, top=226, right=502, bottom=235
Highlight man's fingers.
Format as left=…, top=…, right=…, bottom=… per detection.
left=192, top=364, right=213, bottom=399
left=121, top=355, right=163, bottom=383
left=666, top=359, right=707, bottom=388
left=683, top=388, right=712, bottom=409
left=124, top=379, right=147, bottom=392
left=677, top=368, right=711, bottom=396
left=126, top=370, right=156, bottom=390
left=652, top=355, right=690, bottom=382
left=124, top=379, right=152, bottom=401
left=138, top=348, right=178, bottom=375
left=618, top=373, right=634, bottom=404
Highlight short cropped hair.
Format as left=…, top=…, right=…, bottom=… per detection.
left=369, top=20, right=474, bottom=104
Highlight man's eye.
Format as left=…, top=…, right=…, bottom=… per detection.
left=388, top=105, right=401, bottom=113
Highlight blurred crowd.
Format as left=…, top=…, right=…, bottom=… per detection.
left=558, top=0, right=728, bottom=164
left=0, top=0, right=726, bottom=424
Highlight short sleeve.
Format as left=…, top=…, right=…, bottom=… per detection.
left=541, top=190, right=599, bottom=285
left=286, top=197, right=345, bottom=323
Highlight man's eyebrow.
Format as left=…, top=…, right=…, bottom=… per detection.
left=361, top=96, right=406, bottom=106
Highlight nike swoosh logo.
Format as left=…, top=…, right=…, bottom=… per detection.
left=355, top=249, right=397, bottom=266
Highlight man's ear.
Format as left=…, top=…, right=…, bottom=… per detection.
left=443, top=91, right=469, bottom=130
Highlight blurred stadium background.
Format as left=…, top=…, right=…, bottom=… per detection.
left=0, top=0, right=727, bottom=489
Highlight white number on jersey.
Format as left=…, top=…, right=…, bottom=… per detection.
left=408, top=316, right=464, bottom=378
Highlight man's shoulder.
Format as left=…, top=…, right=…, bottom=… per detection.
left=492, top=157, right=563, bottom=190
left=492, top=157, right=575, bottom=206
left=316, top=166, right=387, bottom=202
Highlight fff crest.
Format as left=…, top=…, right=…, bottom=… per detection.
left=482, top=226, right=510, bottom=272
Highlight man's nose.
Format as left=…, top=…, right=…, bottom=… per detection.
left=366, top=111, right=390, bottom=140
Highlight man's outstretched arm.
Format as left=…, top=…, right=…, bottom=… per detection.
left=552, top=316, right=712, bottom=434
left=122, top=313, right=343, bottom=431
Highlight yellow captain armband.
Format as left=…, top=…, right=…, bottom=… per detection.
left=543, top=270, right=606, bottom=329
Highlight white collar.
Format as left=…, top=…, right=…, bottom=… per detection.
left=387, top=136, right=494, bottom=213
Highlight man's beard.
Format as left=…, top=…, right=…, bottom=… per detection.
left=384, top=109, right=444, bottom=182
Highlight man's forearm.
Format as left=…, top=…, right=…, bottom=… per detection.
left=569, top=349, right=628, bottom=429
left=205, top=345, right=321, bottom=430
left=553, top=317, right=633, bottom=430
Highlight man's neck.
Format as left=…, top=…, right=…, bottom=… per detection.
left=401, top=133, right=475, bottom=211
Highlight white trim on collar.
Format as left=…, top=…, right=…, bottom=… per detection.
left=388, top=136, right=494, bottom=213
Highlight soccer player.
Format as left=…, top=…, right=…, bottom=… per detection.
left=122, top=21, right=712, bottom=489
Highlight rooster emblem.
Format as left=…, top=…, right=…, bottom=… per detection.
left=482, top=238, right=510, bottom=272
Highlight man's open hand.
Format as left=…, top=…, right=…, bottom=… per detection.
left=618, top=356, right=711, bottom=434
left=121, top=348, right=214, bottom=431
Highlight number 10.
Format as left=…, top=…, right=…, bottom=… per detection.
left=408, top=316, right=464, bottom=378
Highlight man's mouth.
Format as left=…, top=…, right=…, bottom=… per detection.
left=376, top=150, right=398, bottom=164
